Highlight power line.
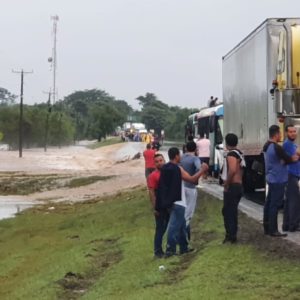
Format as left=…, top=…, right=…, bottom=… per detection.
left=12, top=69, right=33, bottom=158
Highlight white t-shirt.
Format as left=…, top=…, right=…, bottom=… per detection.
left=174, top=182, right=187, bottom=207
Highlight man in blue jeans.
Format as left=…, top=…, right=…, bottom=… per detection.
left=147, top=153, right=167, bottom=258
left=263, top=125, right=298, bottom=237
left=282, top=125, right=300, bottom=232
left=156, top=147, right=207, bottom=257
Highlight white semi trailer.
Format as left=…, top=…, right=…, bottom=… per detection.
left=223, top=18, right=300, bottom=192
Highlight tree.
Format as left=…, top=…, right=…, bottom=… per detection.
left=137, top=93, right=168, bottom=135
left=88, top=104, right=122, bottom=141
left=0, top=106, right=19, bottom=148
left=0, top=87, right=17, bottom=106
left=141, top=106, right=167, bottom=135
left=62, top=89, right=131, bottom=141
left=137, top=93, right=168, bottom=110
left=137, top=93, right=198, bottom=140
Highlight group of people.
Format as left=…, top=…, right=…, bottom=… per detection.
left=263, top=125, right=300, bottom=237
left=144, top=141, right=208, bottom=257
left=143, top=124, right=300, bottom=257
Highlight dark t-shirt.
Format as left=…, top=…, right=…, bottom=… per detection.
left=156, top=162, right=182, bottom=210
left=227, top=149, right=243, bottom=160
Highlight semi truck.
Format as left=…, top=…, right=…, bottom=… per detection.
left=223, top=18, right=300, bottom=192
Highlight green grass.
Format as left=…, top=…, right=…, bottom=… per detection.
left=65, top=175, right=114, bottom=188
left=87, top=137, right=122, bottom=149
left=1, top=188, right=300, bottom=299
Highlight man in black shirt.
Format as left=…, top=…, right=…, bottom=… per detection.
left=156, top=147, right=207, bottom=256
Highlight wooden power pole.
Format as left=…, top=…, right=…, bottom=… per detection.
left=12, top=69, right=33, bottom=158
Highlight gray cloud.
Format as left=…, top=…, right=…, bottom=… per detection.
left=1, top=0, right=300, bottom=109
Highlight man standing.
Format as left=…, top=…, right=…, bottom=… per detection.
left=147, top=153, right=167, bottom=258
left=221, top=133, right=244, bottom=244
left=282, top=125, right=300, bottom=232
left=156, top=147, right=207, bottom=257
left=196, top=133, right=210, bottom=166
left=263, top=125, right=298, bottom=237
left=180, top=141, right=202, bottom=240
left=143, top=143, right=156, bottom=178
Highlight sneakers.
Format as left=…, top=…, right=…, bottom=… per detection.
left=180, top=248, right=195, bottom=255
left=164, top=252, right=177, bottom=258
left=164, top=248, right=195, bottom=257
left=269, top=231, right=288, bottom=237
left=222, top=236, right=237, bottom=244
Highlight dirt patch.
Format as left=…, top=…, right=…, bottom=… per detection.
left=57, top=238, right=122, bottom=299
left=239, top=214, right=300, bottom=261
left=164, top=204, right=218, bottom=284
left=165, top=190, right=300, bottom=287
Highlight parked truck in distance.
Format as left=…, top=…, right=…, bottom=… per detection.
left=223, top=18, right=300, bottom=193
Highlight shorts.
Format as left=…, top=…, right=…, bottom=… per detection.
left=199, top=157, right=209, bottom=165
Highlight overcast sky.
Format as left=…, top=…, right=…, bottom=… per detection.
left=1, top=0, right=300, bottom=109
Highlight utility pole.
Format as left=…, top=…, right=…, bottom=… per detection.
left=12, top=69, right=33, bottom=158
left=43, top=90, right=53, bottom=152
left=49, top=15, right=59, bottom=103
left=58, top=112, right=63, bottom=149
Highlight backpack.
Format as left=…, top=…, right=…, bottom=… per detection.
left=220, top=150, right=246, bottom=182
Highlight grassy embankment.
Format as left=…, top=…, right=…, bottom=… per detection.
left=0, top=174, right=114, bottom=195
left=1, top=189, right=300, bottom=299
left=87, top=137, right=122, bottom=150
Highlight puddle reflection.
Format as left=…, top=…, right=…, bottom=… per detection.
left=0, top=202, right=33, bottom=220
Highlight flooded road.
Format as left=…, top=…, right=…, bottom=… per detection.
left=0, top=140, right=183, bottom=221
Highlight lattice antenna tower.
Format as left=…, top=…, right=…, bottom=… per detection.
left=49, top=15, right=59, bottom=103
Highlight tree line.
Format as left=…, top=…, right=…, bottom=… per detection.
left=0, top=87, right=197, bottom=148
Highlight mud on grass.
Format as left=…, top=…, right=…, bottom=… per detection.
left=1, top=188, right=300, bottom=299
left=65, top=175, right=114, bottom=188
left=0, top=173, right=115, bottom=195
left=57, top=238, right=122, bottom=299
left=0, top=188, right=147, bottom=300
left=239, top=212, right=300, bottom=261
left=0, top=173, right=70, bottom=195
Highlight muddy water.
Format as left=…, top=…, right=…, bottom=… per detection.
left=0, top=197, right=34, bottom=220
left=114, top=142, right=145, bottom=160
left=160, top=140, right=183, bottom=151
